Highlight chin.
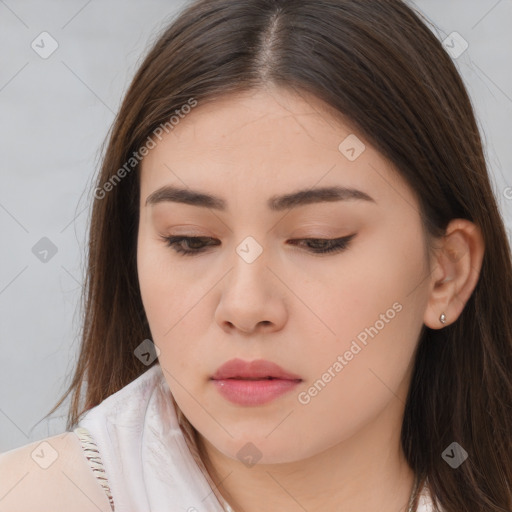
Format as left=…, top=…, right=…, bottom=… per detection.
left=211, top=434, right=313, bottom=467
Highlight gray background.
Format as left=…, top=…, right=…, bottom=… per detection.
left=1, top=0, right=511, bottom=452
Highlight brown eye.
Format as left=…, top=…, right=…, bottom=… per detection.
left=286, top=235, right=356, bottom=255
left=161, top=234, right=356, bottom=257
left=162, top=236, right=218, bottom=256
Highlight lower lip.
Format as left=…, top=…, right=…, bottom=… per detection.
left=211, top=378, right=301, bottom=406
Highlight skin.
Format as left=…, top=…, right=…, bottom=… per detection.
left=0, top=432, right=113, bottom=512
left=137, top=85, right=485, bottom=512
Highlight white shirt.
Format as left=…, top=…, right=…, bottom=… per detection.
left=75, top=363, right=437, bottom=511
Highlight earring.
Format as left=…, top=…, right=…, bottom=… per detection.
left=440, top=313, right=447, bottom=325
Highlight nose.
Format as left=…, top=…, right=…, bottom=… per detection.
left=214, top=246, right=288, bottom=335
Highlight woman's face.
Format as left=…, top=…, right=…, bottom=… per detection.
left=137, top=86, right=433, bottom=465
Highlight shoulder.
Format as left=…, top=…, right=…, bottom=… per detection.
left=0, top=431, right=112, bottom=512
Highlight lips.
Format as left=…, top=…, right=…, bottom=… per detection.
left=210, top=358, right=302, bottom=406
left=211, top=358, right=302, bottom=381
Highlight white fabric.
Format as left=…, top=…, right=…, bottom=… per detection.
left=76, top=363, right=437, bottom=512
left=77, top=363, right=227, bottom=512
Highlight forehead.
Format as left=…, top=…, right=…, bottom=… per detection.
left=143, top=87, right=351, bottom=164
left=138, top=87, right=409, bottom=211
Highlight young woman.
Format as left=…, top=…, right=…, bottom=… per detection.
left=1, top=1, right=511, bottom=511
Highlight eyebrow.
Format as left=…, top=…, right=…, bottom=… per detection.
left=145, top=184, right=376, bottom=211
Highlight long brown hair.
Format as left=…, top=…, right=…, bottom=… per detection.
left=47, top=1, right=512, bottom=510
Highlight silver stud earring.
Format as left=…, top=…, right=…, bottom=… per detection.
left=440, top=313, right=447, bottom=325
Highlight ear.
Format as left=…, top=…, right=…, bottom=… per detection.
left=423, top=219, right=485, bottom=329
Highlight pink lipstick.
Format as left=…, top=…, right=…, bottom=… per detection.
left=210, top=358, right=302, bottom=406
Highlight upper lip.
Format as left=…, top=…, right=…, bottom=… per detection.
left=211, top=358, right=302, bottom=381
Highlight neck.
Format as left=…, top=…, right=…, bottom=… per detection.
left=196, top=394, right=418, bottom=512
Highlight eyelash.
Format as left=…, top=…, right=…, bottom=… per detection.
left=161, top=234, right=356, bottom=257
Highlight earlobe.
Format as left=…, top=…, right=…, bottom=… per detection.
left=423, top=219, right=485, bottom=330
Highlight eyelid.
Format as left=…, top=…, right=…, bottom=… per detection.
left=161, top=233, right=357, bottom=257
left=161, top=232, right=351, bottom=241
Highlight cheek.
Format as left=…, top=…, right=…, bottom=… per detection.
left=137, top=237, right=186, bottom=349
left=312, top=243, right=418, bottom=354
left=137, top=238, right=212, bottom=377
left=137, top=248, right=173, bottom=333
left=292, top=305, right=421, bottom=461
left=300, top=228, right=426, bottom=415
